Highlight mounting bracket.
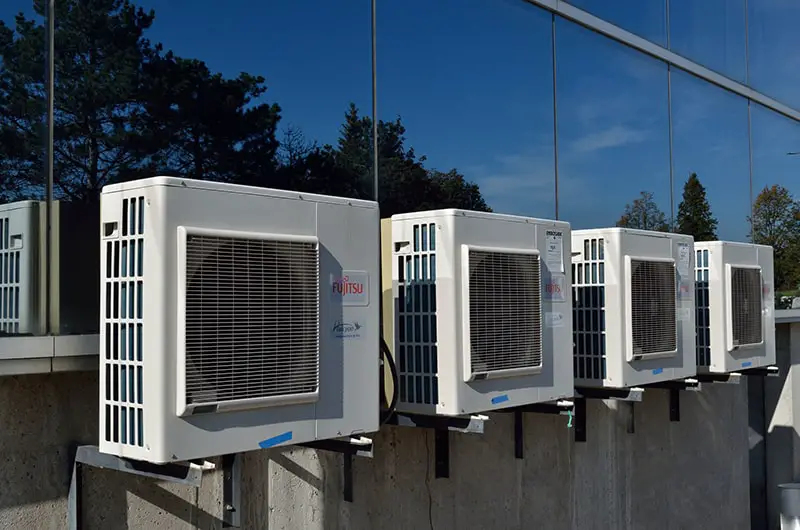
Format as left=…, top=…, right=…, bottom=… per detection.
left=642, top=378, right=701, bottom=422
left=296, top=436, right=374, bottom=503
left=67, top=445, right=216, bottom=530
left=695, top=372, right=742, bottom=385
left=573, top=387, right=644, bottom=443
left=740, top=365, right=780, bottom=378
left=498, top=400, right=574, bottom=459
left=385, top=412, right=487, bottom=479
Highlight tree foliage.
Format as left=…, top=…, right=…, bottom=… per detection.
left=616, top=191, right=670, bottom=231
left=676, top=173, right=718, bottom=241
left=0, top=0, right=490, bottom=214
left=749, top=185, right=800, bottom=291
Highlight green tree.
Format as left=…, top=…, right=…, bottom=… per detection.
left=749, top=185, right=800, bottom=291
left=616, top=191, right=670, bottom=231
left=676, top=173, right=718, bottom=241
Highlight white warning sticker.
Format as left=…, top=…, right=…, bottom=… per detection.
left=545, top=312, right=565, bottom=328
left=545, top=229, right=564, bottom=273
left=677, top=242, right=691, bottom=277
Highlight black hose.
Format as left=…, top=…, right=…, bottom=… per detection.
left=379, top=337, right=399, bottom=426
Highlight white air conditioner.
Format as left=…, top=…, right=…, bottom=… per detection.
left=390, top=209, right=574, bottom=416
left=0, top=200, right=99, bottom=337
left=695, top=241, right=775, bottom=373
left=571, top=228, right=696, bottom=388
left=99, top=177, right=380, bottom=464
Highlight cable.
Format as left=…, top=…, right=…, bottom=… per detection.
left=379, top=336, right=399, bottom=425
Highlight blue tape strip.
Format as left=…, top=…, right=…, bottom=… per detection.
left=742, top=361, right=753, bottom=368
left=652, top=368, right=663, bottom=375
left=258, top=431, right=293, bottom=449
left=491, top=394, right=509, bottom=405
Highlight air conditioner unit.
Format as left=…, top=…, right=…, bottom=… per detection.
left=0, top=200, right=99, bottom=337
left=390, top=209, right=573, bottom=416
left=99, top=177, right=380, bottom=464
left=571, top=228, right=696, bottom=388
left=695, top=241, right=775, bottom=373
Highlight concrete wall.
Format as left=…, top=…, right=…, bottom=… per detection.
left=0, top=368, right=750, bottom=530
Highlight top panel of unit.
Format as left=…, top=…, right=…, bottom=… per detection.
left=391, top=208, right=569, bottom=228
left=573, top=227, right=692, bottom=241
left=694, top=240, right=773, bottom=253
left=101, top=176, right=379, bottom=210
left=0, top=200, right=39, bottom=213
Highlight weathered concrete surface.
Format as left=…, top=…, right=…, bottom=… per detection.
left=0, top=370, right=749, bottom=530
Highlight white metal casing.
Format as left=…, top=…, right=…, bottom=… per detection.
left=391, top=209, right=574, bottom=416
left=695, top=241, right=775, bottom=373
left=0, top=201, right=37, bottom=335
left=571, top=228, right=697, bottom=388
left=99, top=177, right=380, bottom=464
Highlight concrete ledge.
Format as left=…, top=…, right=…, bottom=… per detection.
left=776, top=310, right=800, bottom=324
left=0, top=334, right=98, bottom=376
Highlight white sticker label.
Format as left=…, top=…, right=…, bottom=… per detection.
left=545, top=229, right=564, bottom=273
left=677, top=281, right=692, bottom=300
left=330, top=271, right=370, bottom=307
left=677, top=242, right=691, bottom=277
left=543, top=273, right=567, bottom=302
left=676, top=307, right=691, bottom=321
left=545, top=312, right=565, bottom=328
left=331, top=320, right=364, bottom=340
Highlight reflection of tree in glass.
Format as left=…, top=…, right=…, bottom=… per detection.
left=748, top=185, right=800, bottom=297
left=0, top=1, right=492, bottom=216
left=616, top=191, right=670, bottom=232
left=676, top=173, right=718, bottom=242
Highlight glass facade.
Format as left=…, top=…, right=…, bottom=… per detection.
left=2, top=0, right=800, bottom=336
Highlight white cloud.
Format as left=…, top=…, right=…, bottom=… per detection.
left=572, top=125, right=647, bottom=153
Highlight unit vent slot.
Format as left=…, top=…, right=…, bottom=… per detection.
left=695, top=249, right=711, bottom=366
left=0, top=216, right=21, bottom=334
left=573, top=237, right=607, bottom=380
left=468, top=249, right=542, bottom=374
left=630, top=259, right=677, bottom=356
left=730, top=267, right=762, bottom=347
left=396, top=222, right=439, bottom=406
left=183, top=234, right=320, bottom=406
left=103, top=195, right=145, bottom=447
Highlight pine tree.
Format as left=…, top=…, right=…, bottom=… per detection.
left=676, top=173, right=718, bottom=241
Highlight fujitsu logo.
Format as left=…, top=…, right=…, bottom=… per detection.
left=331, top=276, right=364, bottom=296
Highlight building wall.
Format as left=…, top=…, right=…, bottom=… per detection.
left=0, top=368, right=750, bottom=530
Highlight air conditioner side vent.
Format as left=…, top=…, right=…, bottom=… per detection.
left=572, top=237, right=607, bottom=380
left=0, top=215, right=21, bottom=334
left=696, top=248, right=711, bottom=366
left=467, top=248, right=542, bottom=375
left=102, top=195, right=145, bottom=448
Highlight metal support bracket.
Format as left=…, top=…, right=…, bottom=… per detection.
left=296, top=436, right=374, bottom=502
left=740, top=365, right=780, bottom=378
left=221, top=454, right=241, bottom=528
left=696, top=372, right=742, bottom=385
left=67, top=445, right=215, bottom=530
left=498, top=400, right=574, bottom=459
left=573, top=387, right=644, bottom=443
left=642, top=378, right=701, bottom=423
left=386, top=412, right=487, bottom=479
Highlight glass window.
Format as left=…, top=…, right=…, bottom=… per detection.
left=750, top=104, right=800, bottom=208
left=562, top=0, right=668, bottom=47
left=670, top=70, right=750, bottom=242
left=555, top=19, right=671, bottom=230
left=748, top=0, right=800, bottom=111
left=379, top=0, right=556, bottom=218
left=668, top=0, right=747, bottom=83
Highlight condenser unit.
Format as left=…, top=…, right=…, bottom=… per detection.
left=695, top=241, right=775, bottom=373
left=571, top=228, right=696, bottom=388
left=0, top=200, right=98, bottom=337
left=99, top=177, right=380, bottom=464
left=390, top=209, right=573, bottom=416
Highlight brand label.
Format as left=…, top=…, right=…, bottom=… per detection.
left=545, top=230, right=564, bottom=273
left=332, top=320, right=363, bottom=340
left=330, top=271, right=369, bottom=307
left=543, top=273, right=567, bottom=302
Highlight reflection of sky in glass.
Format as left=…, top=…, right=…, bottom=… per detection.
left=2, top=0, right=799, bottom=233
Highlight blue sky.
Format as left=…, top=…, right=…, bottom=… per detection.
left=2, top=0, right=799, bottom=241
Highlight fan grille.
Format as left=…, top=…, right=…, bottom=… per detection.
left=630, top=259, right=677, bottom=356
left=468, top=249, right=542, bottom=374
left=184, top=234, right=320, bottom=406
left=730, top=267, right=762, bottom=347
